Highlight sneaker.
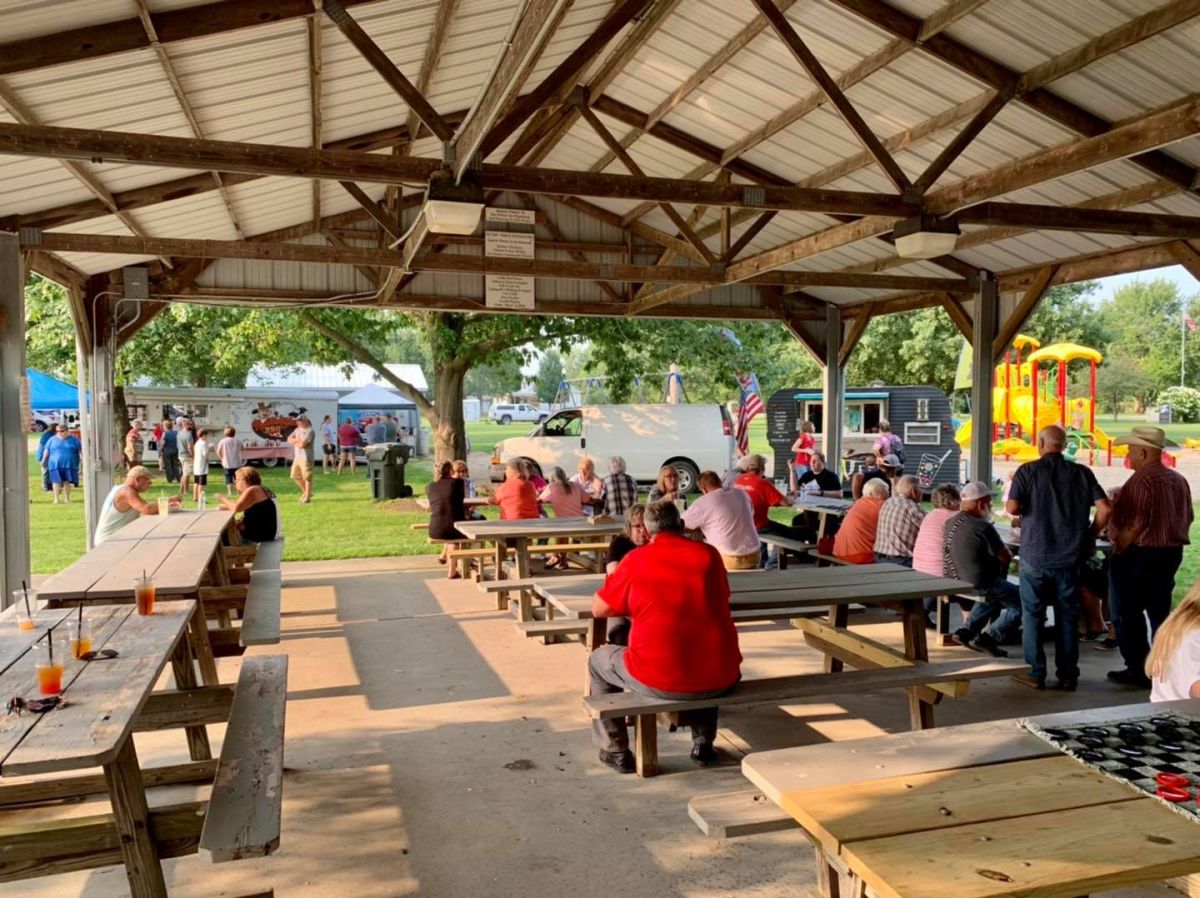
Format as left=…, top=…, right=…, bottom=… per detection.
left=1011, top=673, right=1045, bottom=690
left=1093, top=637, right=1118, bottom=652
left=1053, top=679, right=1078, bottom=692
left=690, top=743, right=719, bottom=766
left=1107, top=669, right=1152, bottom=688
left=598, top=750, right=636, bottom=774
left=973, top=632, right=1009, bottom=658
left=952, top=628, right=979, bottom=650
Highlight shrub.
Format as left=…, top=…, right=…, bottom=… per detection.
left=1158, top=386, right=1200, bottom=423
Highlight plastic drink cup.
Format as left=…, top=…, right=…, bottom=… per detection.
left=134, top=576, right=156, bottom=616
left=157, top=496, right=171, bottom=516
left=197, top=493, right=207, bottom=511
left=34, top=639, right=63, bottom=696
left=12, top=589, right=35, bottom=630
left=68, top=619, right=93, bottom=659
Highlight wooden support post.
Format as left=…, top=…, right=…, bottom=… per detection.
left=187, top=600, right=220, bottom=687
left=635, top=714, right=659, bottom=777
left=970, top=271, right=998, bottom=485
left=0, top=232, right=29, bottom=607
left=169, top=635, right=213, bottom=762
left=103, top=737, right=167, bottom=898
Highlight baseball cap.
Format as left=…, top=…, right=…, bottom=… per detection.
left=960, top=480, right=992, bottom=501
left=878, top=453, right=901, bottom=469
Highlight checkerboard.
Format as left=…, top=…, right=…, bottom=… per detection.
left=1022, top=713, right=1200, bottom=822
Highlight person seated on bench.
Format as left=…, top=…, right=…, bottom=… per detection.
left=588, top=501, right=741, bottom=773
left=601, top=455, right=639, bottom=517
left=488, top=460, right=539, bottom=520
left=733, top=454, right=801, bottom=567
left=791, top=451, right=844, bottom=542
left=427, top=461, right=467, bottom=579
left=850, top=452, right=901, bottom=500
left=571, top=456, right=606, bottom=516
left=684, top=471, right=760, bottom=571
left=874, top=475, right=925, bottom=567
left=95, top=466, right=180, bottom=544
left=832, top=478, right=888, bottom=564
left=1146, top=580, right=1200, bottom=702
left=720, top=453, right=752, bottom=489
left=604, top=505, right=649, bottom=646
left=647, top=465, right=685, bottom=508
left=539, top=467, right=587, bottom=568
left=452, top=459, right=486, bottom=520
left=913, top=483, right=961, bottom=624
left=218, top=466, right=280, bottom=544
left=945, top=480, right=1020, bottom=659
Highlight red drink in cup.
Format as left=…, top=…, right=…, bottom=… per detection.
left=34, top=638, right=63, bottom=696
left=134, top=576, right=156, bottom=616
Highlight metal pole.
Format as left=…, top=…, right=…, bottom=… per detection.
left=969, top=272, right=998, bottom=485
left=821, top=303, right=844, bottom=469
left=1182, top=302, right=1187, bottom=388
left=0, top=233, right=31, bottom=608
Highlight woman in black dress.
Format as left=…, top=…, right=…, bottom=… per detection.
left=427, top=461, right=467, bottom=579
left=217, top=467, right=279, bottom=543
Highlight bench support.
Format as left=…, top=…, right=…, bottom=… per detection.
left=103, top=738, right=167, bottom=898
left=170, top=636, right=213, bottom=761
left=900, top=599, right=935, bottom=730
left=635, top=715, right=658, bottom=778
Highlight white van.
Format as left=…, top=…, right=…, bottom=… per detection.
left=489, top=404, right=735, bottom=493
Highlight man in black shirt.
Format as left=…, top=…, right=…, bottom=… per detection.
left=792, top=452, right=844, bottom=542
left=945, top=481, right=1019, bottom=657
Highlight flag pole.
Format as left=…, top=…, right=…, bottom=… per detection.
left=1183, top=301, right=1187, bottom=388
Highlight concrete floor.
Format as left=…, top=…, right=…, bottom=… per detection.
left=8, top=558, right=1193, bottom=898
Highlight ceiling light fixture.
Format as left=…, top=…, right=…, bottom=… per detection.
left=892, top=214, right=961, bottom=259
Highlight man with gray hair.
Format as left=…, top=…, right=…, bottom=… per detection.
left=946, top=481, right=1020, bottom=657
left=587, top=500, right=742, bottom=773
left=721, top=453, right=752, bottom=489
left=874, top=474, right=925, bottom=566
left=602, top=455, right=639, bottom=516
left=1006, top=425, right=1111, bottom=690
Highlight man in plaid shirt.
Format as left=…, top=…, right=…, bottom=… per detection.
left=602, top=456, right=639, bottom=517
left=873, top=475, right=925, bottom=566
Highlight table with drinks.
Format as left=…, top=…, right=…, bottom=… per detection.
left=0, top=599, right=226, bottom=895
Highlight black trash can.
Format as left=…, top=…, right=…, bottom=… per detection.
left=366, top=443, right=412, bottom=500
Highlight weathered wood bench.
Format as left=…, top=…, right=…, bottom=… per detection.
left=250, top=539, right=284, bottom=573
left=757, top=534, right=816, bottom=569
left=582, top=658, right=1023, bottom=776
left=241, top=569, right=282, bottom=647
left=199, top=654, right=288, bottom=863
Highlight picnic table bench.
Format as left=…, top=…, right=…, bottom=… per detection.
left=0, top=601, right=287, bottom=897
left=735, top=699, right=1200, bottom=898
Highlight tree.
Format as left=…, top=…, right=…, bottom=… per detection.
left=1095, top=352, right=1155, bottom=418
left=24, top=274, right=78, bottom=381
left=1097, top=279, right=1192, bottom=393
left=1158, top=386, right=1200, bottom=423
left=1022, top=281, right=1107, bottom=350
left=534, top=349, right=565, bottom=402
left=847, top=307, right=964, bottom=392
left=464, top=352, right=523, bottom=400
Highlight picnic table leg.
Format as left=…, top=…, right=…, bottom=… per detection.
left=900, top=598, right=935, bottom=730
left=187, top=601, right=220, bottom=687
left=103, top=737, right=169, bottom=898
left=936, top=593, right=955, bottom=646
left=212, top=544, right=233, bottom=587
left=634, top=714, right=658, bottom=777
left=513, top=538, right=533, bottom=622
left=823, top=604, right=849, bottom=673
left=225, top=517, right=242, bottom=546
left=494, top=539, right=509, bottom=611
left=583, top=619, right=607, bottom=695
left=169, top=636, right=212, bottom=762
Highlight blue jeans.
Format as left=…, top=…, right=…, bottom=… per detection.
left=1019, top=565, right=1081, bottom=683
left=874, top=553, right=912, bottom=568
left=963, top=577, right=1021, bottom=642
left=1110, top=545, right=1182, bottom=675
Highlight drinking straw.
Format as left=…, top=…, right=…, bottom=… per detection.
left=77, top=604, right=83, bottom=627
left=46, top=629, right=53, bottom=665
left=21, top=580, right=31, bottom=618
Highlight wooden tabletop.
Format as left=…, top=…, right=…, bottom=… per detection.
left=535, top=565, right=971, bottom=619
left=791, top=495, right=853, bottom=513
left=743, top=699, right=1200, bottom=898
left=993, top=523, right=1112, bottom=554
left=38, top=510, right=233, bottom=603
left=415, top=496, right=491, bottom=510
left=455, top=515, right=625, bottom=541
left=0, top=601, right=195, bottom=776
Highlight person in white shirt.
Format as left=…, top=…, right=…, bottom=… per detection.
left=1147, top=582, right=1200, bottom=702
left=192, top=428, right=211, bottom=503
left=683, top=470, right=761, bottom=570
left=216, top=426, right=243, bottom=497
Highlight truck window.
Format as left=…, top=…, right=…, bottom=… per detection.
left=542, top=411, right=582, bottom=437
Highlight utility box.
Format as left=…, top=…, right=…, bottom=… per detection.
left=366, top=443, right=412, bottom=500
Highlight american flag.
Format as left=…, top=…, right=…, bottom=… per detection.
left=735, top=372, right=765, bottom=456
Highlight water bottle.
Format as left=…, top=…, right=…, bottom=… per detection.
left=467, top=480, right=476, bottom=498
left=197, top=492, right=207, bottom=511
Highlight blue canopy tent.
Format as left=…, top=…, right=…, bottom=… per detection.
left=27, top=368, right=83, bottom=410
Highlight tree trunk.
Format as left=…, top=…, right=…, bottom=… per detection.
left=434, top=366, right=467, bottom=464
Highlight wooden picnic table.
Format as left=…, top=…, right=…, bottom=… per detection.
left=791, top=494, right=852, bottom=539
left=741, top=699, right=1200, bottom=898
left=536, top=564, right=974, bottom=728
left=993, top=522, right=1113, bottom=554
left=415, top=495, right=491, bottom=511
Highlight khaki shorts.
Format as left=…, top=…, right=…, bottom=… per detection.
left=291, top=458, right=313, bottom=482
left=722, top=551, right=760, bottom=571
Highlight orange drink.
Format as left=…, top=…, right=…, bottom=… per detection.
left=69, top=619, right=92, bottom=659
left=13, top=589, right=36, bottom=630
left=134, top=576, right=156, bottom=615
left=36, top=662, right=64, bottom=695
left=17, top=616, right=34, bottom=631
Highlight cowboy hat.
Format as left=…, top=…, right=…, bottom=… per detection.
left=1114, top=426, right=1175, bottom=450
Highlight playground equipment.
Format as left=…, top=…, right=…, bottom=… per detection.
left=955, top=336, right=1127, bottom=463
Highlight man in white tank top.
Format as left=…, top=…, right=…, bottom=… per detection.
left=95, top=466, right=180, bottom=544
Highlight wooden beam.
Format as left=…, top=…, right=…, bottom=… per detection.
left=452, top=0, right=571, bottom=176
left=1170, top=241, right=1200, bottom=281
left=752, top=0, right=910, bottom=192
left=760, top=288, right=828, bottom=364
left=514, top=194, right=625, bottom=304
left=957, top=202, right=1200, bottom=240
left=726, top=217, right=897, bottom=284
left=634, top=202, right=712, bottom=301
left=911, top=88, right=1011, bottom=194
left=322, top=0, right=453, bottom=142
left=0, top=0, right=388, bottom=77
left=827, top=0, right=1200, bottom=195
left=721, top=212, right=777, bottom=263
left=308, top=10, right=323, bottom=230
left=839, top=304, right=873, bottom=366
left=338, top=181, right=400, bottom=241
left=478, top=0, right=653, bottom=160
left=322, top=229, right=381, bottom=287
left=917, top=0, right=991, bottom=41
left=993, top=265, right=1057, bottom=360
left=406, top=0, right=460, bottom=145
left=939, top=292, right=973, bottom=340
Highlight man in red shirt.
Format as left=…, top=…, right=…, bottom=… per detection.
left=1107, top=426, right=1194, bottom=687
left=734, top=454, right=801, bottom=567
left=488, top=461, right=540, bottom=520
left=589, top=501, right=741, bottom=773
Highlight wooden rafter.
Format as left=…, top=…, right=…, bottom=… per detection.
left=839, top=304, right=874, bottom=366
left=308, top=9, right=323, bottom=230
left=338, top=182, right=400, bottom=241
left=752, top=0, right=909, bottom=192
left=322, top=0, right=453, bottom=142
left=956, top=202, right=1200, bottom=240
left=911, top=88, right=1011, bottom=194
left=1169, top=241, right=1200, bottom=281
left=513, top=194, right=625, bottom=304
left=939, top=293, right=973, bottom=340
left=916, top=0, right=991, bottom=41
left=406, top=0, right=460, bottom=147
left=633, top=202, right=711, bottom=302
left=721, top=212, right=776, bottom=264
left=759, top=287, right=828, bottom=364
left=993, top=265, right=1057, bottom=360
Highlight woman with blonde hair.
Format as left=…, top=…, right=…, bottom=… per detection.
left=646, top=465, right=684, bottom=507
left=602, top=504, right=649, bottom=645
left=1146, top=581, right=1200, bottom=701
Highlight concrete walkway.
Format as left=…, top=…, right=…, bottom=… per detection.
left=7, top=558, right=1187, bottom=897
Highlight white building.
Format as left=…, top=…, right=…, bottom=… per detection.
left=247, top=363, right=428, bottom=395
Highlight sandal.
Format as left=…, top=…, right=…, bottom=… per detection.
left=1094, top=637, right=1118, bottom=652
left=447, top=571, right=462, bottom=580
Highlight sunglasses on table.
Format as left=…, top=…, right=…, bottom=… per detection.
left=6, top=695, right=66, bottom=715
left=78, top=648, right=120, bottom=661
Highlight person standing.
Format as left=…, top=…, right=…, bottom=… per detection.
left=337, top=417, right=360, bottom=475
left=364, top=415, right=387, bottom=446
left=35, top=426, right=55, bottom=493
left=1005, top=425, right=1111, bottom=691
left=159, top=419, right=180, bottom=483
left=217, top=426, right=243, bottom=497
left=192, top=428, right=211, bottom=503
left=288, top=416, right=315, bottom=504
left=1106, top=426, right=1193, bottom=688
left=789, top=420, right=816, bottom=492
left=382, top=413, right=398, bottom=443
left=320, top=414, right=337, bottom=474
left=177, top=419, right=195, bottom=497
left=124, top=419, right=144, bottom=469
left=44, top=424, right=82, bottom=504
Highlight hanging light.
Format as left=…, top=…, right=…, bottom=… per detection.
left=892, top=214, right=960, bottom=259
left=422, top=173, right=485, bottom=235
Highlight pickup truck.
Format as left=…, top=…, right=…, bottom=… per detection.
left=489, top=403, right=547, bottom=425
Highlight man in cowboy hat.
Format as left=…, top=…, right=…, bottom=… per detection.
left=1107, top=426, right=1193, bottom=688
left=1006, top=425, right=1110, bottom=691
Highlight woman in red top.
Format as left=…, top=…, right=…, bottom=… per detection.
left=336, top=417, right=360, bottom=475
left=789, top=420, right=816, bottom=491
left=488, top=461, right=539, bottom=520
left=833, top=477, right=889, bottom=564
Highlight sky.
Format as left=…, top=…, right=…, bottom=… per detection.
left=1095, top=263, right=1199, bottom=301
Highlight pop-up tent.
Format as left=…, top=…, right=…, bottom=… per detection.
left=338, top=382, right=419, bottom=435
left=27, top=368, right=82, bottom=410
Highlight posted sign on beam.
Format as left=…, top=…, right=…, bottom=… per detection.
left=485, top=229, right=535, bottom=310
